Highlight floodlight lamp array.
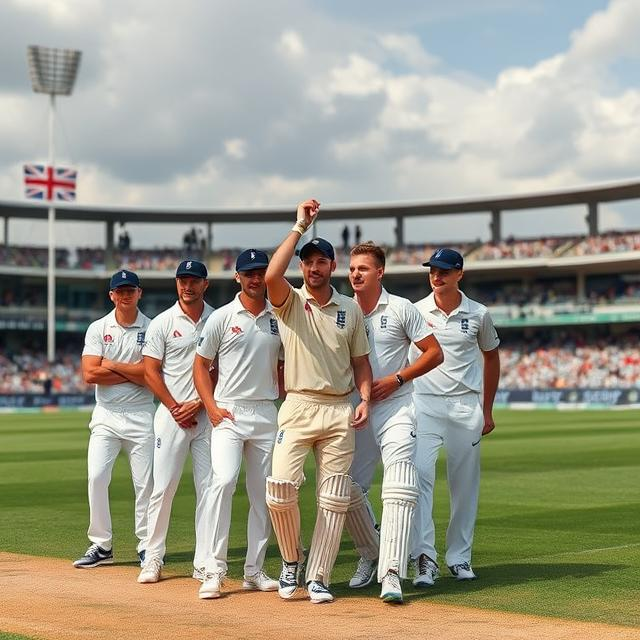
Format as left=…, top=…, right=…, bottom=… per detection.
left=27, top=45, right=82, bottom=96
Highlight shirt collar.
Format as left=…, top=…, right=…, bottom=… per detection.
left=107, top=309, right=144, bottom=328
left=172, top=300, right=214, bottom=323
left=231, top=292, right=274, bottom=318
left=356, top=286, right=389, bottom=316
left=300, top=284, right=341, bottom=308
left=425, top=290, right=470, bottom=317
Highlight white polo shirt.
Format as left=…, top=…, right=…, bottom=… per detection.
left=83, top=309, right=153, bottom=409
left=357, top=287, right=431, bottom=399
left=143, top=300, right=214, bottom=403
left=197, top=294, right=283, bottom=402
left=411, top=291, right=499, bottom=396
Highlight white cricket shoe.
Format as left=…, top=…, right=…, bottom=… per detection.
left=413, top=554, right=440, bottom=587
left=449, top=562, right=477, bottom=580
left=243, top=570, right=279, bottom=592
left=348, top=557, right=377, bottom=588
left=192, top=566, right=205, bottom=582
left=278, top=560, right=299, bottom=599
left=199, top=571, right=225, bottom=599
left=137, top=556, right=162, bottom=583
left=307, top=580, right=334, bottom=604
left=380, top=570, right=403, bottom=604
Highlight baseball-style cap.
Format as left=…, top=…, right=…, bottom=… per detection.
left=299, top=237, right=335, bottom=261
left=423, top=248, right=464, bottom=270
left=236, top=249, right=269, bottom=272
left=176, top=260, right=208, bottom=278
left=110, top=269, right=140, bottom=289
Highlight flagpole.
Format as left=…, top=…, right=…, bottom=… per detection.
left=47, top=93, right=56, bottom=363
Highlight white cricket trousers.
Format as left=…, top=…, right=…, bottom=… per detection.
left=411, top=392, right=484, bottom=567
left=202, top=399, right=277, bottom=576
left=350, top=395, right=417, bottom=492
left=86, top=404, right=155, bottom=553
left=144, top=403, right=212, bottom=569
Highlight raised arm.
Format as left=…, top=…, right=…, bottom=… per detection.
left=265, top=199, right=320, bottom=306
left=82, top=355, right=128, bottom=385
left=481, top=347, right=501, bottom=435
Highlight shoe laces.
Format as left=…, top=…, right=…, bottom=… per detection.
left=353, top=557, right=375, bottom=581
left=85, top=543, right=102, bottom=557
left=453, top=562, right=471, bottom=572
left=418, top=554, right=437, bottom=575
left=203, top=570, right=224, bottom=584
left=310, top=580, right=329, bottom=594
left=144, top=557, right=162, bottom=573
left=281, top=562, right=297, bottom=584
left=384, top=571, right=401, bottom=591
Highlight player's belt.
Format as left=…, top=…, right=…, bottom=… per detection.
left=286, top=390, right=352, bottom=405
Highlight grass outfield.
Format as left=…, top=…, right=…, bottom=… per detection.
left=1, top=409, right=639, bottom=627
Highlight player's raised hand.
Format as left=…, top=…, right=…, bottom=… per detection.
left=296, top=199, right=320, bottom=228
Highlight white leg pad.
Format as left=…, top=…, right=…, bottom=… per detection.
left=306, top=473, right=351, bottom=585
left=378, top=460, right=418, bottom=580
left=345, top=480, right=379, bottom=561
left=266, top=477, right=300, bottom=563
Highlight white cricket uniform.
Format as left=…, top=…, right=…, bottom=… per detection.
left=142, top=300, right=214, bottom=569
left=82, top=310, right=154, bottom=553
left=196, top=294, right=282, bottom=576
left=351, top=288, right=432, bottom=490
left=410, top=291, right=500, bottom=567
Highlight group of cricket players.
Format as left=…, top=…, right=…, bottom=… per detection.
left=73, top=199, right=501, bottom=605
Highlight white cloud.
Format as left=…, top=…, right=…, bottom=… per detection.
left=277, top=29, right=306, bottom=59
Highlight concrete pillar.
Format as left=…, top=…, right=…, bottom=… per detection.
left=206, top=222, right=212, bottom=262
left=3, top=216, right=8, bottom=247
left=394, top=215, right=404, bottom=248
left=490, top=210, right=502, bottom=244
left=586, top=202, right=598, bottom=236
left=576, top=271, right=586, bottom=303
left=105, top=220, right=115, bottom=269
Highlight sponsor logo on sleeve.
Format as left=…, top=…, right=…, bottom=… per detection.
left=173, top=329, right=183, bottom=338
left=103, top=334, right=113, bottom=343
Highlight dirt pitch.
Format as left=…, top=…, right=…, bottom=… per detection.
left=2, top=553, right=639, bottom=640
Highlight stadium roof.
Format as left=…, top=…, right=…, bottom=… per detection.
left=2, top=179, right=640, bottom=224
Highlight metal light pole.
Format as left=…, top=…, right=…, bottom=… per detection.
left=27, top=45, right=81, bottom=363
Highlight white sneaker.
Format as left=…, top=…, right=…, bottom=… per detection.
left=137, top=557, right=162, bottom=584
left=348, top=557, right=377, bottom=588
left=192, top=566, right=205, bottom=582
left=413, top=554, right=440, bottom=587
left=307, top=580, right=334, bottom=604
left=380, top=570, right=403, bottom=604
left=243, top=570, right=279, bottom=592
left=199, top=571, right=224, bottom=599
left=278, top=560, right=299, bottom=599
left=449, top=562, right=476, bottom=580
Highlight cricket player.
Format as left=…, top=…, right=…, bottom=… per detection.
left=193, top=249, right=282, bottom=599
left=74, top=270, right=154, bottom=568
left=265, top=199, right=372, bottom=604
left=137, top=260, right=214, bottom=584
left=345, top=242, right=443, bottom=603
left=410, top=248, right=500, bottom=586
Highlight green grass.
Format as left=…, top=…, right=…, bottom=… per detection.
left=1, top=409, right=639, bottom=626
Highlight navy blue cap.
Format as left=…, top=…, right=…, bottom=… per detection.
left=299, top=237, right=335, bottom=261
left=423, top=248, right=464, bottom=270
left=110, top=269, right=140, bottom=290
left=236, top=249, right=269, bottom=272
left=176, top=260, right=208, bottom=278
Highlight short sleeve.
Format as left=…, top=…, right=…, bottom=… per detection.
left=478, top=310, right=500, bottom=352
left=402, top=301, right=432, bottom=344
left=82, top=321, right=103, bottom=357
left=196, top=311, right=224, bottom=361
left=142, top=317, right=166, bottom=360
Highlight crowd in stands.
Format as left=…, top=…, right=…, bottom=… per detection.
left=3, top=229, right=640, bottom=272
left=0, top=347, right=88, bottom=394
left=500, top=330, right=640, bottom=389
left=567, top=230, right=640, bottom=256
left=2, top=331, right=638, bottom=395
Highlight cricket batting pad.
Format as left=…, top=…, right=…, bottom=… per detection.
left=345, top=480, right=380, bottom=561
left=305, top=473, right=351, bottom=585
left=377, top=460, right=418, bottom=580
left=266, top=477, right=300, bottom=563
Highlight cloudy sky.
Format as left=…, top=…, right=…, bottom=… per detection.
left=1, top=0, right=640, bottom=249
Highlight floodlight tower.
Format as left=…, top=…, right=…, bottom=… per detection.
left=27, top=46, right=82, bottom=363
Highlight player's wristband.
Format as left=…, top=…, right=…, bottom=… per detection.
left=291, top=220, right=309, bottom=235
left=395, top=373, right=405, bottom=387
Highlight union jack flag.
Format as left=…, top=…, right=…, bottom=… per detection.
left=23, top=164, right=77, bottom=201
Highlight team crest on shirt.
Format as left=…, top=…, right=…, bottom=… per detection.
left=103, top=334, right=113, bottom=343
left=269, top=318, right=279, bottom=335
left=460, top=318, right=469, bottom=333
left=276, top=430, right=284, bottom=444
left=136, top=331, right=145, bottom=346
left=336, top=310, right=346, bottom=329
left=380, top=315, right=388, bottom=329
left=173, top=329, right=183, bottom=338
left=156, top=437, right=161, bottom=449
